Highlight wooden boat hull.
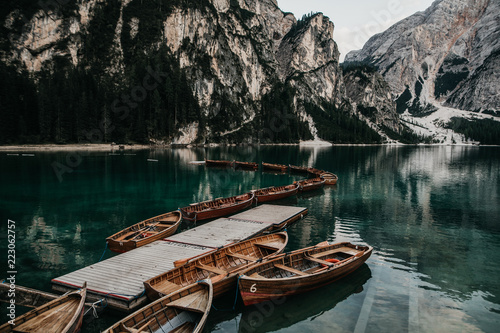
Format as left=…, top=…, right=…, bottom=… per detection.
left=294, top=178, right=326, bottom=192
left=253, top=184, right=299, bottom=204
left=238, top=264, right=371, bottom=332
left=106, top=211, right=182, bottom=253
left=180, top=192, right=255, bottom=222
left=320, top=172, right=338, bottom=185
left=205, top=159, right=234, bottom=168
left=307, top=167, right=324, bottom=176
left=289, top=164, right=310, bottom=174
left=238, top=242, right=372, bottom=306
left=144, top=232, right=288, bottom=301
left=0, top=283, right=86, bottom=333
left=104, top=280, right=212, bottom=333
left=234, top=161, right=259, bottom=170
left=262, top=162, right=288, bottom=173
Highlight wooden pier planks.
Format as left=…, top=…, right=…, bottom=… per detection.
left=166, top=218, right=269, bottom=248
left=51, top=205, right=307, bottom=312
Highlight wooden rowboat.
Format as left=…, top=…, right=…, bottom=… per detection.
left=234, top=161, right=259, bottom=170
left=320, top=172, right=338, bottom=185
left=106, top=211, right=182, bottom=253
left=238, top=264, right=371, bottom=332
left=205, top=159, right=234, bottom=167
left=289, top=164, right=310, bottom=174
left=179, top=192, right=255, bottom=222
left=0, top=282, right=87, bottom=333
left=144, top=232, right=288, bottom=300
left=253, top=184, right=300, bottom=204
left=294, top=177, right=325, bottom=191
left=238, top=242, right=373, bottom=306
left=104, top=280, right=212, bottom=333
left=307, top=167, right=324, bottom=176
left=262, top=162, right=288, bottom=173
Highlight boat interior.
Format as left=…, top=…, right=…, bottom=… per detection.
left=10, top=294, right=82, bottom=332
left=118, top=292, right=207, bottom=333
left=150, top=236, right=284, bottom=295
left=247, top=246, right=361, bottom=279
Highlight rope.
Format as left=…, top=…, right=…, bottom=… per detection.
left=83, top=298, right=106, bottom=318
left=232, top=275, right=241, bottom=310
left=211, top=276, right=242, bottom=312
left=98, top=242, right=108, bottom=262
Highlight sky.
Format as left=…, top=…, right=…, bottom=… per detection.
left=278, top=0, right=436, bottom=61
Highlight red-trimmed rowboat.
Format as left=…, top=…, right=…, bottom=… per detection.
left=289, top=164, right=310, bottom=174
left=262, top=162, right=288, bottom=173
left=144, top=232, right=288, bottom=300
left=179, top=192, right=255, bottom=222
left=294, top=177, right=325, bottom=191
left=106, top=211, right=182, bottom=253
left=253, top=184, right=300, bottom=204
left=205, top=159, right=234, bottom=167
left=234, top=161, right=259, bottom=170
left=238, top=242, right=372, bottom=306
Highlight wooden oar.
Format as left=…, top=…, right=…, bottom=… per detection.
left=127, top=221, right=162, bottom=241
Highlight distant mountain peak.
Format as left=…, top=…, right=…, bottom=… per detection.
left=345, top=0, right=499, bottom=114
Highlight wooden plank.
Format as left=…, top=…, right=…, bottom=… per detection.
left=231, top=204, right=307, bottom=225
left=305, top=256, right=336, bottom=266
left=226, top=252, right=257, bottom=262
left=310, top=246, right=359, bottom=258
left=195, top=264, right=226, bottom=275
left=165, top=218, right=268, bottom=248
left=254, top=243, right=280, bottom=251
left=274, top=264, right=309, bottom=276
left=168, top=290, right=207, bottom=313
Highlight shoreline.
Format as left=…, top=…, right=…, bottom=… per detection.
left=0, top=142, right=496, bottom=152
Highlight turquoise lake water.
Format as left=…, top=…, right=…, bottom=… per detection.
left=1, top=145, right=499, bottom=332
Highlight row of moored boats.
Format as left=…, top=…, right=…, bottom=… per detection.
left=0, top=160, right=349, bottom=333
left=206, top=159, right=339, bottom=185
left=106, top=161, right=338, bottom=252
left=1, top=232, right=372, bottom=332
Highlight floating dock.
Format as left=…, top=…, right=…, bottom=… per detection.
left=51, top=204, right=307, bottom=312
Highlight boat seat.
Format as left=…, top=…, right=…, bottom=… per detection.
left=254, top=243, right=279, bottom=251
left=155, top=280, right=181, bottom=296
left=305, top=256, right=337, bottom=266
left=196, top=264, right=226, bottom=275
left=227, top=252, right=257, bottom=262
left=273, top=264, right=308, bottom=276
left=117, top=322, right=140, bottom=333
left=309, top=247, right=359, bottom=258
left=249, top=272, right=264, bottom=279
left=168, top=290, right=207, bottom=314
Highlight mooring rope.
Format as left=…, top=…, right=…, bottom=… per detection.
left=98, top=242, right=108, bottom=262
left=211, top=275, right=242, bottom=312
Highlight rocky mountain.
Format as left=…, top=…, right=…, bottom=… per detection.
left=1, top=0, right=402, bottom=145
left=345, top=0, right=500, bottom=116
left=343, top=64, right=402, bottom=139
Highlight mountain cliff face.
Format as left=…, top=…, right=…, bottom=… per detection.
left=345, top=0, right=500, bottom=115
left=343, top=65, right=401, bottom=135
left=1, top=0, right=393, bottom=144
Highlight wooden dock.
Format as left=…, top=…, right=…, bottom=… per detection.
left=51, top=204, right=307, bottom=312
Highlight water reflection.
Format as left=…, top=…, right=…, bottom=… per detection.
left=237, top=264, right=372, bottom=333
left=1, top=146, right=499, bottom=332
